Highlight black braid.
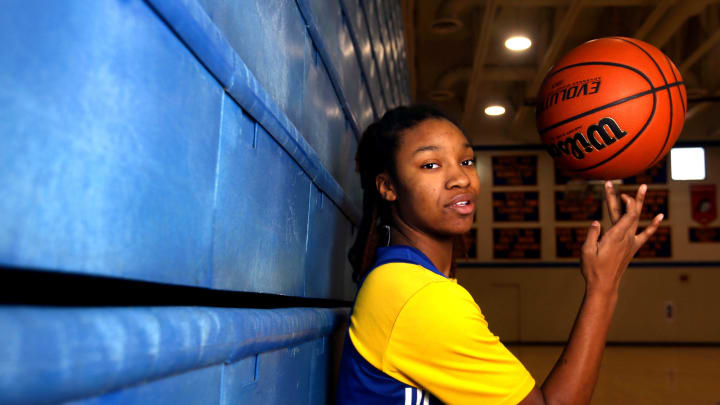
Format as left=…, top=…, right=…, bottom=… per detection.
left=348, top=105, right=456, bottom=284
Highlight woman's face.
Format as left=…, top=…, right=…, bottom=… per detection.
left=379, top=118, right=480, bottom=237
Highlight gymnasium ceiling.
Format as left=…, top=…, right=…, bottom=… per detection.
left=401, top=0, right=720, bottom=146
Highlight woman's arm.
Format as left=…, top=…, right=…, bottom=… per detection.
left=519, top=182, right=663, bottom=405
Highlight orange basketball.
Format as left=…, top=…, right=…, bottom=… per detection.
left=536, top=37, right=686, bottom=180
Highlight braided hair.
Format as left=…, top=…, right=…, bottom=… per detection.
left=348, top=105, right=469, bottom=283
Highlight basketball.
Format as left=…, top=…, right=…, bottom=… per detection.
left=536, top=37, right=686, bottom=180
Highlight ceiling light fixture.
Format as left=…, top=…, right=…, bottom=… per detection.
left=505, top=36, right=532, bottom=51
left=484, top=105, right=506, bottom=116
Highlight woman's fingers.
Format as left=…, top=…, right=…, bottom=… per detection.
left=635, top=213, right=664, bottom=246
left=605, top=181, right=622, bottom=224
left=608, top=193, right=639, bottom=236
left=634, top=184, right=648, bottom=214
left=605, top=183, right=648, bottom=226
left=582, top=221, right=601, bottom=257
left=605, top=185, right=661, bottom=250
left=583, top=184, right=660, bottom=293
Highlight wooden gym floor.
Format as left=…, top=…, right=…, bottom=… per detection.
left=508, top=345, right=720, bottom=404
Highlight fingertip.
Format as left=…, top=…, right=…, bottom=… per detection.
left=585, top=221, right=601, bottom=244
left=605, top=180, right=613, bottom=189
left=656, top=213, right=664, bottom=222
left=639, top=184, right=647, bottom=194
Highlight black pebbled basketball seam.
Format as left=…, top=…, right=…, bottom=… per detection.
left=665, top=55, right=686, bottom=113
left=617, top=37, right=676, bottom=169
left=538, top=56, right=685, bottom=173
left=544, top=62, right=658, bottom=173
left=538, top=81, right=683, bottom=135
left=538, top=60, right=654, bottom=135
left=662, top=53, right=687, bottom=167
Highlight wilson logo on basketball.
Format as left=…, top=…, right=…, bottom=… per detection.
left=546, top=117, right=627, bottom=160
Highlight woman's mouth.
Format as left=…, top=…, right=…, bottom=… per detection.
left=447, top=196, right=475, bottom=215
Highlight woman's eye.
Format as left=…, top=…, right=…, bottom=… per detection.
left=421, top=162, right=440, bottom=169
left=461, top=158, right=476, bottom=166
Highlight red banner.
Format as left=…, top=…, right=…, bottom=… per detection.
left=691, top=185, right=717, bottom=225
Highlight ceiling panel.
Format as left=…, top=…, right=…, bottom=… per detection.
left=402, top=0, right=720, bottom=145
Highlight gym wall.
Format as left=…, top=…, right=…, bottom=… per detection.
left=0, top=0, right=410, bottom=404
left=458, top=145, right=720, bottom=343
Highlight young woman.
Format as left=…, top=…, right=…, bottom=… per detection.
left=336, top=105, right=663, bottom=405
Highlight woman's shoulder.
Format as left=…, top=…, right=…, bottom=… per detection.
left=350, top=261, right=452, bottom=365
left=357, top=261, right=447, bottom=305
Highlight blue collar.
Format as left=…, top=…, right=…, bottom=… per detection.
left=373, top=245, right=446, bottom=278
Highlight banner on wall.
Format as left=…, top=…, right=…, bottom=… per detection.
left=620, top=188, right=669, bottom=220
left=492, top=155, right=537, bottom=186
left=465, top=228, right=477, bottom=259
left=492, top=191, right=539, bottom=221
left=622, top=158, right=668, bottom=184
left=690, top=184, right=716, bottom=225
left=635, top=226, right=671, bottom=258
left=493, top=228, right=541, bottom=259
left=689, top=227, right=720, bottom=243
left=554, top=190, right=602, bottom=221
left=555, top=227, right=588, bottom=258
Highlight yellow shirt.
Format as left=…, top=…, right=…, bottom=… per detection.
left=343, top=245, right=534, bottom=404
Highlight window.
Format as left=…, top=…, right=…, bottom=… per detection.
left=670, top=147, right=705, bottom=180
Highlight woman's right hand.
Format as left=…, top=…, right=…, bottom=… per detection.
left=580, top=181, right=663, bottom=296
left=522, top=181, right=664, bottom=405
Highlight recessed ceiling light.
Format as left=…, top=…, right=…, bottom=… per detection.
left=505, top=36, right=532, bottom=51
left=484, top=105, right=506, bottom=116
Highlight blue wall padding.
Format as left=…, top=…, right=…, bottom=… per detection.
left=0, top=0, right=222, bottom=285
left=211, top=94, right=355, bottom=297
left=297, top=0, right=374, bottom=135
left=67, top=365, right=223, bottom=405
left=1, top=0, right=410, bottom=402
left=0, top=306, right=348, bottom=405
left=211, top=96, right=310, bottom=295
left=302, top=51, right=354, bottom=185
left=375, top=0, right=399, bottom=106
left=361, top=0, right=392, bottom=110
left=148, top=0, right=361, bottom=224
left=336, top=0, right=381, bottom=121
left=0, top=0, right=372, bottom=293
left=187, top=0, right=367, bottom=203
left=222, top=338, right=329, bottom=405
left=305, top=185, right=356, bottom=299
left=379, top=0, right=407, bottom=106
left=65, top=338, right=331, bottom=405
left=67, top=340, right=330, bottom=405
left=0, top=0, right=411, bottom=290
left=383, top=0, right=404, bottom=103
left=393, top=1, right=412, bottom=103
left=191, top=0, right=308, bottom=136
left=388, top=2, right=412, bottom=106
left=340, top=0, right=388, bottom=116
left=144, top=0, right=236, bottom=87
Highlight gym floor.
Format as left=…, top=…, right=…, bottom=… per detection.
left=509, top=345, right=720, bottom=404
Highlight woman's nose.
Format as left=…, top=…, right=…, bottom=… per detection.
left=446, top=165, right=471, bottom=189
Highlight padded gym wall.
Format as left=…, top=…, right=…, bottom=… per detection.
left=0, top=0, right=410, bottom=404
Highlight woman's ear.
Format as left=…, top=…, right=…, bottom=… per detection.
left=376, top=173, right=397, bottom=202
